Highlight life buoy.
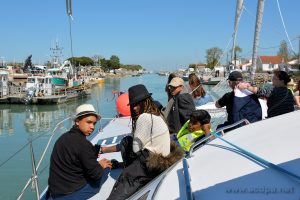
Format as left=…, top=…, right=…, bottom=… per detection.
left=116, top=93, right=131, bottom=116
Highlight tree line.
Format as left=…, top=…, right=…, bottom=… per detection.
left=67, top=55, right=143, bottom=72
left=199, top=39, right=298, bottom=69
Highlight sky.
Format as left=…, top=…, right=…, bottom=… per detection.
left=0, top=0, right=300, bottom=70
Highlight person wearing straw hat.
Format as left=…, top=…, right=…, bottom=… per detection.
left=100, top=84, right=183, bottom=200
left=46, top=104, right=112, bottom=200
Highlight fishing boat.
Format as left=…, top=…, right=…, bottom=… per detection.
left=0, top=71, right=9, bottom=103
left=9, top=75, right=91, bottom=104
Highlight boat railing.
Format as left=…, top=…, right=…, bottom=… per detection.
left=188, top=118, right=250, bottom=157
left=16, top=117, right=72, bottom=200
left=182, top=158, right=193, bottom=200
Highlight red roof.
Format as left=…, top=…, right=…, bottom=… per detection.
left=259, top=56, right=283, bottom=64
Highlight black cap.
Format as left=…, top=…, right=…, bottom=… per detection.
left=228, top=71, right=243, bottom=81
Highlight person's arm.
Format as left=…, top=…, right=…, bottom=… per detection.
left=237, top=82, right=258, bottom=93
left=100, top=145, right=118, bottom=153
left=295, top=96, right=300, bottom=108
left=215, top=93, right=229, bottom=108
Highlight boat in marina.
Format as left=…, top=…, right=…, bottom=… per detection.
left=0, top=71, right=9, bottom=103
left=201, top=76, right=224, bottom=85
left=21, top=75, right=91, bottom=104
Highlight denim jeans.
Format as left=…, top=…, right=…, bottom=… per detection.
left=44, top=168, right=110, bottom=200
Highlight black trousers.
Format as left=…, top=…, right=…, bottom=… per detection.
left=107, top=136, right=153, bottom=200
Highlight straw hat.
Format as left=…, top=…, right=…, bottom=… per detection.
left=168, top=77, right=184, bottom=87
left=74, top=104, right=101, bottom=121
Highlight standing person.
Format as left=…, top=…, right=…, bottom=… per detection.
left=46, top=104, right=112, bottom=200
left=167, top=77, right=196, bottom=138
left=188, top=73, right=212, bottom=106
left=238, top=70, right=295, bottom=118
left=215, top=71, right=262, bottom=131
left=101, top=84, right=183, bottom=200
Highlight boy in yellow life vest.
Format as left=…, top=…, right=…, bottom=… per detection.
left=176, top=110, right=212, bottom=152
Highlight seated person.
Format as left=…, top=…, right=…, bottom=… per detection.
left=238, top=70, right=295, bottom=118
left=287, top=79, right=300, bottom=108
left=216, top=71, right=262, bottom=131
left=46, top=104, right=112, bottom=200
left=100, top=84, right=184, bottom=200
left=177, top=110, right=212, bottom=152
left=295, top=79, right=300, bottom=108
left=188, top=73, right=212, bottom=106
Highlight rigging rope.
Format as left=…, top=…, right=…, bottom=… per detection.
left=211, top=131, right=300, bottom=182
left=276, top=0, right=296, bottom=54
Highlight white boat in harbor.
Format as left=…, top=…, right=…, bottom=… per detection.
left=0, top=71, right=9, bottom=103
left=7, top=75, right=90, bottom=104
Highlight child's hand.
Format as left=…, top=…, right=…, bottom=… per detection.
left=202, top=123, right=211, bottom=135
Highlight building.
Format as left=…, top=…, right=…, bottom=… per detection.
left=257, top=56, right=283, bottom=72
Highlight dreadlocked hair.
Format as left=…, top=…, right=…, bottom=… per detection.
left=131, top=97, right=161, bottom=132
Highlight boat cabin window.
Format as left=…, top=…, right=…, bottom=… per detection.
left=28, top=78, right=35, bottom=83
left=38, top=79, right=45, bottom=83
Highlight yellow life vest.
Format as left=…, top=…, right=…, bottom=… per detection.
left=176, top=120, right=208, bottom=152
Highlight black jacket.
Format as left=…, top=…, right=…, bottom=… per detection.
left=48, top=126, right=104, bottom=195
left=167, top=93, right=195, bottom=134
left=217, top=91, right=262, bottom=131
left=107, top=141, right=184, bottom=200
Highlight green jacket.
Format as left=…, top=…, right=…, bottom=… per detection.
left=176, top=120, right=207, bottom=152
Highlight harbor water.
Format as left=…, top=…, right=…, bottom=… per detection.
left=0, top=74, right=213, bottom=200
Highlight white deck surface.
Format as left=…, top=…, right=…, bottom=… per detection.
left=154, top=110, right=300, bottom=200
left=89, top=116, right=132, bottom=200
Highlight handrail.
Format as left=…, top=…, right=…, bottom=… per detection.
left=215, top=118, right=250, bottom=136
left=17, top=117, right=72, bottom=200
left=30, top=141, right=40, bottom=200
left=183, top=158, right=193, bottom=200
left=188, top=118, right=250, bottom=156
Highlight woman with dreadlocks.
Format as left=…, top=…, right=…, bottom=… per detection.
left=101, top=84, right=183, bottom=200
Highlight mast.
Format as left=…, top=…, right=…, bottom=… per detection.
left=50, top=41, right=63, bottom=68
left=298, top=35, right=300, bottom=67
left=251, top=0, right=265, bottom=81
left=231, top=0, right=244, bottom=68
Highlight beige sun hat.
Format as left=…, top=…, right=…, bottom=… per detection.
left=168, top=77, right=184, bottom=87
left=74, top=104, right=101, bottom=121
